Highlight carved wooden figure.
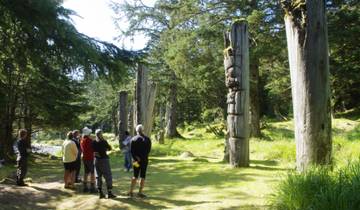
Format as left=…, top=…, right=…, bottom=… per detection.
left=224, top=20, right=250, bottom=167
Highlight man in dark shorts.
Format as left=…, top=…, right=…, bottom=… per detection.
left=128, top=124, right=151, bottom=198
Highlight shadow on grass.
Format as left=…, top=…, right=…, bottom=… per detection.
left=261, top=126, right=294, bottom=141
left=113, top=197, right=168, bottom=209
left=0, top=184, right=72, bottom=210
left=251, top=159, right=278, bottom=166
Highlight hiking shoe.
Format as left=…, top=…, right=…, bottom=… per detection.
left=107, top=192, right=116, bottom=199
left=137, top=193, right=147, bottom=198
left=17, top=182, right=28, bottom=187
left=99, top=192, right=106, bottom=199
left=127, top=192, right=134, bottom=198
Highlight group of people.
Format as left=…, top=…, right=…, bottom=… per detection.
left=61, top=124, right=151, bottom=199
left=14, top=124, right=152, bottom=200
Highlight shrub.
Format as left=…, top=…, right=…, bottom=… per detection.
left=270, top=162, right=360, bottom=210
left=201, top=108, right=224, bottom=123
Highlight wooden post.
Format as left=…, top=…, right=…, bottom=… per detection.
left=128, top=105, right=134, bottom=136
left=282, top=0, right=332, bottom=171
left=134, top=64, right=157, bottom=136
left=158, top=105, right=165, bottom=144
left=118, top=91, right=128, bottom=149
left=135, top=65, right=144, bottom=126
left=224, top=20, right=250, bottom=167
left=143, top=82, right=157, bottom=135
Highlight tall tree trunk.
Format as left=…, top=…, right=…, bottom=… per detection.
left=135, top=65, right=144, bottom=126
left=128, top=105, right=134, bottom=136
left=165, top=72, right=180, bottom=138
left=134, top=65, right=157, bottom=136
left=282, top=0, right=332, bottom=171
left=1, top=102, right=17, bottom=161
left=24, top=104, right=32, bottom=146
left=118, top=91, right=128, bottom=149
left=224, top=20, right=250, bottom=167
left=250, top=61, right=261, bottom=137
left=157, top=105, right=165, bottom=144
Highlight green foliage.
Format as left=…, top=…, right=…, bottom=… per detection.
left=201, top=108, right=224, bottom=123
left=328, top=2, right=360, bottom=111
left=270, top=162, right=360, bottom=210
left=0, top=0, right=138, bottom=160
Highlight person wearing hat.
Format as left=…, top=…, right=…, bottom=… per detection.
left=92, top=129, right=116, bottom=199
left=128, top=124, right=152, bottom=198
left=80, top=127, right=96, bottom=193
left=62, top=131, right=78, bottom=189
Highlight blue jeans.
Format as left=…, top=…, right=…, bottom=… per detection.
left=124, top=151, right=132, bottom=171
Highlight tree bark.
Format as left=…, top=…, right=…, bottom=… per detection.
left=282, top=0, right=332, bottom=171
left=223, top=132, right=230, bottom=163
left=118, top=91, right=128, bottom=149
left=157, top=105, right=165, bottom=144
left=224, top=20, right=250, bottom=167
left=0, top=101, right=17, bottom=161
left=128, top=104, right=134, bottom=136
left=24, top=104, right=32, bottom=146
left=143, top=83, right=157, bottom=135
left=134, top=65, right=157, bottom=136
left=135, top=65, right=144, bottom=126
left=250, top=61, right=261, bottom=137
left=165, top=72, right=180, bottom=138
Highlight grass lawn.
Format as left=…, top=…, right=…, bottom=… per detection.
left=0, top=117, right=359, bottom=209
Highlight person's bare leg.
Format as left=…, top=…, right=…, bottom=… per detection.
left=64, top=170, right=69, bottom=188
left=90, top=173, right=96, bottom=193
left=83, top=173, right=89, bottom=192
left=70, top=171, right=76, bottom=187
left=139, top=178, right=145, bottom=194
left=128, top=177, right=137, bottom=197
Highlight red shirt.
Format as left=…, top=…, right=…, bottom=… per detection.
left=80, top=136, right=94, bottom=160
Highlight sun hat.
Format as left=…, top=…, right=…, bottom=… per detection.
left=95, top=129, right=102, bottom=135
left=82, top=127, right=92, bottom=136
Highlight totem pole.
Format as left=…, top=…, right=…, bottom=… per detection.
left=223, top=20, right=250, bottom=167
left=118, top=91, right=128, bottom=150
left=134, top=65, right=157, bottom=136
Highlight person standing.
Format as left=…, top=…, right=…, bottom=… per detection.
left=128, top=124, right=152, bottom=198
left=93, top=129, right=116, bottom=199
left=72, top=130, right=82, bottom=183
left=16, top=129, right=30, bottom=186
left=80, top=127, right=96, bottom=193
left=62, top=131, right=78, bottom=189
left=122, top=131, right=132, bottom=172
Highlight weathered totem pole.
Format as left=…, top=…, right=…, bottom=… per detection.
left=282, top=0, right=332, bottom=172
left=223, top=20, right=250, bottom=167
left=127, top=105, right=134, bottom=135
left=134, top=65, right=157, bottom=136
left=118, top=91, right=128, bottom=149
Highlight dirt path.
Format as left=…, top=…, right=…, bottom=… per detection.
left=0, top=181, right=167, bottom=210
left=0, top=182, right=71, bottom=209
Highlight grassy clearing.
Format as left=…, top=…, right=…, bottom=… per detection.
left=0, top=117, right=359, bottom=209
